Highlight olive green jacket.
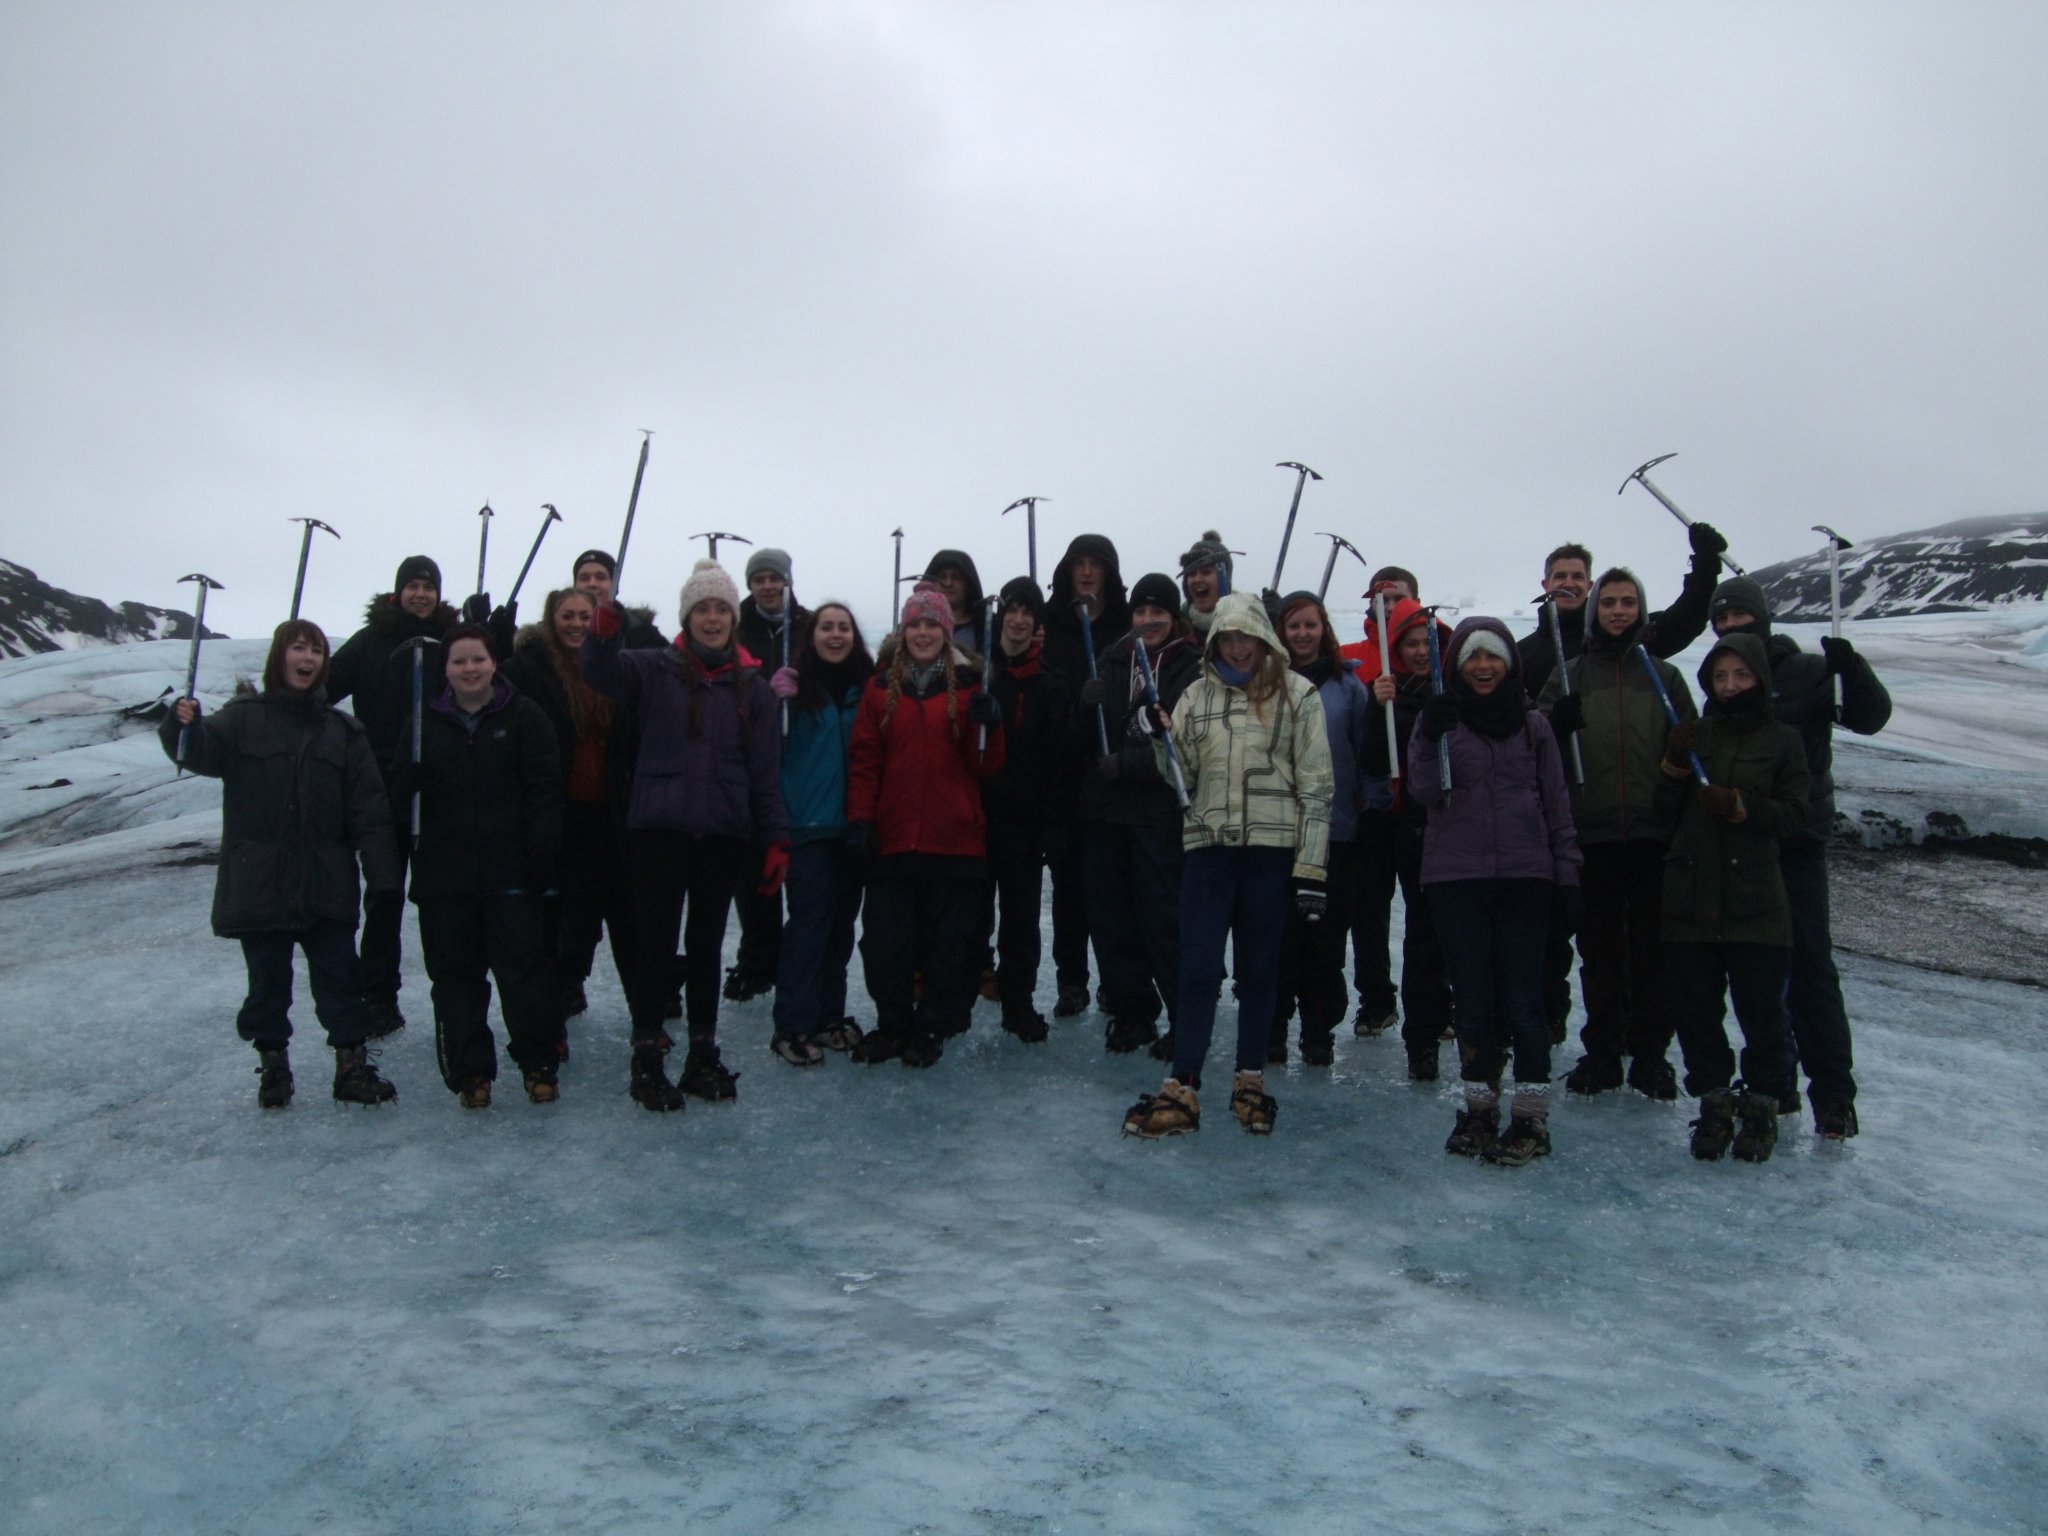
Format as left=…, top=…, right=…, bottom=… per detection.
left=1542, top=639, right=1697, bottom=848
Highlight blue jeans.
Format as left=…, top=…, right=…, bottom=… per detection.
left=773, top=838, right=865, bottom=1040
left=1171, top=846, right=1293, bottom=1087
left=236, top=920, right=375, bottom=1049
left=1426, top=878, right=1554, bottom=1086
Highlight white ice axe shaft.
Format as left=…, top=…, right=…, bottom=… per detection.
left=1815, top=524, right=1851, bottom=718
left=1618, top=454, right=1748, bottom=577
left=1373, top=589, right=1399, bottom=783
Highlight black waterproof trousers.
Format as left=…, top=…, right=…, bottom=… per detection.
left=773, top=839, right=864, bottom=1041
left=987, top=815, right=1047, bottom=1020
left=1394, top=826, right=1454, bottom=1059
left=1780, top=839, right=1858, bottom=1109
left=357, top=796, right=412, bottom=1007
left=1574, top=839, right=1677, bottom=1065
left=732, top=884, right=782, bottom=990
left=1044, top=823, right=1092, bottom=992
left=861, top=853, right=987, bottom=1039
left=236, top=921, right=375, bottom=1049
left=629, top=831, right=748, bottom=1046
left=1272, top=840, right=1357, bottom=1048
left=1350, top=814, right=1399, bottom=1022
left=1082, top=818, right=1183, bottom=1029
left=1666, top=940, right=1793, bottom=1101
left=418, top=893, right=561, bottom=1089
left=557, top=801, right=636, bottom=997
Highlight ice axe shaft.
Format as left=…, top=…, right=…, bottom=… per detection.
left=614, top=431, right=653, bottom=594
left=508, top=504, right=564, bottom=607
left=1075, top=598, right=1110, bottom=756
left=891, top=528, right=904, bottom=627
left=1632, top=644, right=1708, bottom=786
left=1422, top=605, right=1452, bottom=799
left=474, top=502, right=494, bottom=599
left=174, top=574, right=224, bottom=773
left=1269, top=461, right=1323, bottom=593
left=1539, top=594, right=1586, bottom=786
left=1315, top=532, right=1365, bottom=605
left=1815, top=524, right=1851, bottom=717
left=287, top=518, right=338, bottom=621
left=396, top=635, right=443, bottom=845
left=1618, top=453, right=1748, bottom=577
left=1133, top=628, right=1189, bottom=809
left=779, top=581, right=796, bottom=742
left=1373, top=589, right=1400, bottom=783
left=1002, top=497, right=1047, bottom=586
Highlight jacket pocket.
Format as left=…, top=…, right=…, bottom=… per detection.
left=1719, top=849, right=1783, bottom=920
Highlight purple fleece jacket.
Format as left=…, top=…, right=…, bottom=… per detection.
left=581, top=630, right=788, bottom=843
left=1407, top=616, right=1581, bottom=888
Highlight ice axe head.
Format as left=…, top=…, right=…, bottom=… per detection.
left=1277, top=461, right=1324, bottom=483
left=1813, top=524, right=1852, bottom=551
left=290, top=518, right=339, bottom=540
left=1618, top=452, right=1679, bottom=496
left=1002, top=496, right=1048, bottom=516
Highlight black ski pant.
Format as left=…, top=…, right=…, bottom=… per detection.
left=556, top=801, right=636, bottom=999
left=1082, top=817, right=1183, bottom=1029
left=629, top=831, right=747, bottom=1047
left=1539, top=888, right=1575, bottom=1044
left=1272, top=839, right=1357, bottom=1047
left=988, top=815, right=1047, bottom=1020
left=418, top=893, right=561, bottom=1089
left=1044, top=823, right=1092, bottom=992
left=1394, top=826, right=1454, bottom=1058
left=1574, top=839, right=1677, bottom=1065
left=773, top=838, right=864, bottom=1041
left=357, top=795, right=413, bottom=1007
left=1780, top=839, right=1858, bottom=1108
left=236, top=921, right=375, bottom=1050
left=1665, top=940, right=1793, bottom=1101
left=1350, top=812, right=1399, bottom=1021
left=1428, top=877, right=1553, bottom=1087
left=860, top=853, right=987, bottom=1039
left=732, top=883, right=782, bottom=987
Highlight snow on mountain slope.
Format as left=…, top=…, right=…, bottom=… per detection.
left=0, top=559, right=225, bottom=660
left=1747, top=512, right=2048, bottom=621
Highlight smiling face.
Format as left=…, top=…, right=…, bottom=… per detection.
left=1459, top=645, right=1506, bottom=696
left=1000, top=601, right=1037, bottom=653
left=1183, top=564, right=1221, bottom=612
left=1216, top=631, right=1260, bottom=673
left=1543, top=557, right=1590, bottom=613
left=1283, top=606, right=1323, bottom=663
left=398, top=578, right=441, bottom=620
left=687, top=599, right=735, bottom=651
left=1131, top=603, right=1174, bottom=649
left=1710, top=652, right=1759, bottom=701
left=281, top=637, right=325, bottom=692
left=748, top=569, right=786, bottom=615
left=551, top=593, right=594, bottom=650
left=1595, top=583, right=1641, bottom=639
left=574, top=561, right=614, bottom=606
left=446, top=637, right=496, bottom=704
left=811, top=605, right=856, bottom=663
left=902, top=616, right=946, bottom=663
left=1395, top=627, right=1431, bottom=675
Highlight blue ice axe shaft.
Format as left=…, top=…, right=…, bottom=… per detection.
left=1631, top=644, right=1708, bottom=786
left=1132, top=634, right=1190, bottom=809
left=1423, top=613, right=1451, bottom=798
left=1075, top=599, right=1110, bottom=755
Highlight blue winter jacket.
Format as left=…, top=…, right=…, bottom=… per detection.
left=781, top=685, right=862, bottom=844
left=1311, top=660, right=1373, bottom=843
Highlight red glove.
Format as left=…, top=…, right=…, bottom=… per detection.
left=757, top=841, right=791, bottom=896
left=591, top=601, right=623, bottom=640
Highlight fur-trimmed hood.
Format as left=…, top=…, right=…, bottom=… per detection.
left=359, top=591, right=460, bottom=638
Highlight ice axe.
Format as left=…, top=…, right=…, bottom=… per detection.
left=173, top=573, right=224, bottom=775
left=286, top=518, right=338, bottom=621
left=394, top=635, right=442, bottom=846
left=1421, top=604, right=1453, bottom=800
left=1314, top=532, right=1366, bottom=605
left=506, top=503, right=564, bottom=608
left=1372, top=588, right=1399, bottom=785
left=1002, top=496, right=1048, bottom=585
left=691, top=531, right=750, bottom=563
left=1632, top=644, right=1707, bottom=786
left=1074, top=596, right=1111, bottom=756
left=614, top=430, right=653, bottom=594
left=890, top=528, right=905, bottom=627
left=1268, top=461, right=1323, bottom=593
left=1534, top=592, right=1586, bottom=786
left=473, top=501, right=494, bottom=602
left=1618, top=453, right=1748, bottom=577
left=1132, top=628, right=1190, bottom=810
left=1814, top=523, right=1852, bottom=718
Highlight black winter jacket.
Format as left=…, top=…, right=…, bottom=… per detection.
left=981, top=642, right=1071, bottom=824
left=393, top=680, right=564, bottom=901
left=1076, top=630, right=1201, bottom=828
left=327, top=594, right=463, bottom=760
left=737, top=597, right=810, bottom=674
left=161, top=687, right=399, bottom=937
left=1041, top=535, right=1130, bottom=693
left=1761, top=632, right=1892, bottom=847
left=923, top=549, right=989, bottom=658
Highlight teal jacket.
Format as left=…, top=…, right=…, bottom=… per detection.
left=781, top=685, right=863, bottom=843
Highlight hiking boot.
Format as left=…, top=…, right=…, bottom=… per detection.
left=457, top=1078, right=492, bottom=1110
left=1299, top=1026, right=1335, bottom=1068
left=332, top=1044, right=396, bottom=1105
left=1000, top=1010, right=1049, bottom=1044
left=255, top=1047, right=293, bottom=1109
left=816, top=1017, right=865, bottom=1052
left=1265, top=1020, right=1289, bottom=1064
left=559, top=980, right=589, bottom=1019
left=1777, top=1088, right=1802, bottom=1116
left=898, top=1030, right=944, bottom=1069
left=771, top=1034, right=824, bottom=1066
left=1445, top=1105, right=1500, bottom=1157
left=679, top=1041, right=739, bottom=1101
left=522, top=1065, right=559, bottom=1103
left=1564, top=1053, right=1624, bottom=1096
left=977, top=966, right=1000, bottom=1003
left=1230, top=1071, right=1278, bottom=1135
left=1123, top=1079, right=1199, bottom=1138
left=722, top=967, right=772, bottom=1003
left=1627, top=1054, right=1679, bottom=1101
left=1732, top=1089, right=1779, bottom=1164
left=1105, top=1014, right=1158, bottom=1055
left=1407, top=1047, right=1440, bottom=1083
left=1485, top=1114, right=1552, bottom=1166
left=1148, top=1029, right=1175, bottom=1062
left=851, top=1027, right=910, bottom=1064
left=629, top=1044, right=685, bottom=1113
left=1690, top=1089, right=1738, bottom=1160
left=1353, top=1006, right=1397, bottom=1038
left=1814, top=1100, right=1859, bottom=1141
left=1053, top=983, right=1091, bottom=1019
left=364, top=1001, right=406, bottom=1040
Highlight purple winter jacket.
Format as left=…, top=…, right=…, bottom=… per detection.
left=1407, top=617, right=1581, bottom=889
left=581, top=629, right=788, bottom=844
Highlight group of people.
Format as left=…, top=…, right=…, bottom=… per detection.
left=163, top=514, right=1890, bottom=1165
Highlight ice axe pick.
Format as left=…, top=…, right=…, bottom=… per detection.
left=1618, top=453, right=1748, bottom=577
left=286, top=518, right=338, bottom=621
left=1314, top=532, right=1366, bottom=604
left=1269, top=461, right=1323, bottom=593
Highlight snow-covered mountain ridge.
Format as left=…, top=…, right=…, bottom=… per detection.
left=1749, top=512, right=2048, bottom=621
left=0, top=559, right=224, bottom=660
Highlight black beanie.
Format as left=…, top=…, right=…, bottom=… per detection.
left=998, top=575, right=1045, bottom=626
left=393, top=555, right=442, bottom=595
left=1130, top=572, right=1182, bottom=614
left=572, top=548, right=617, bottom=580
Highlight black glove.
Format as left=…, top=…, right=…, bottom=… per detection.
left=1549, top=694, right=1585, bottom=736
left=1419, top=693, right=1460, bottom=742
left=460, top=592, right=492, bottom=625
left=1662, top=719, right=1700, bottom=771
left=487, top=601, right=518, bottom=658
left=1095, top=754, right=1121, bottom=783
left=845, top=820, right=877, bottom=866
left=1560, top=886, right=1584, bottom=935
left=967, top=691, right=1002, bottom=726
left=1688, top=521, right=1728, bottom=560
left=1080, top=677, right=1108, bottom=708
left=1294, top=878, right=1328, bottom=923
left=1135, top=702, right=1172, bottom=737
left=1820, top=635, right=1855, bottom=676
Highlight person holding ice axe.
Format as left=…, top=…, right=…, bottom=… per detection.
left=728, top=547, right=809, bottom=1004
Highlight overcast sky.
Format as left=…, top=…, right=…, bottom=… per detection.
left=5, top=1, right=2045, bottom=641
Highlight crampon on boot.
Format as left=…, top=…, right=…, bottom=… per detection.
left=1564, top=1053, right=1623, bottom=1096
left=332, top=1044, right=396, bottom=1105
left=1484, top=1113, right=1551, bottom=1166
left=255, top=1046, right=293, bottom=1109
left=1626, top=1053, right=1679, bottom=1101
left=522, top=1065, right=559, bottom=1103
left=1000, top=1010, right=1049, bottom=1044
left=1732, top=1087, right=1779, bottom=1163
left=1052, top=982, right=1090, bottom=1019
left=1230, top=1071, right=1278, bottom=1135
left=1814, top=1100, right=1859, bottom=1141
left=1104, top=1013, right=1157, bottom=1055
left=629, top=1044, right=685, bottom=1112
left=815, top=1017, right=865, bottom=1052
left=679, top=1040, right=739, bottom=1101
left=897, top=1030, right=943, bottom=1069
left=1123, top=1079, right=1199, bottom=1138
left=1690, top=1088, right=1738, bottom=1161
left=457, top=1078, right=492, bottom=1110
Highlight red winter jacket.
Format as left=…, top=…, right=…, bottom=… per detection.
left=847, top=657, right=1007, bottom=857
